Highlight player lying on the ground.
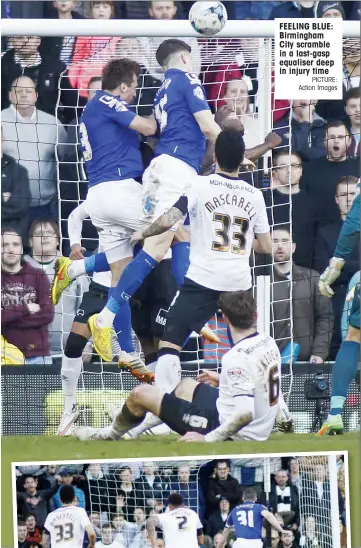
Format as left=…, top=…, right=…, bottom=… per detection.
left=219, top=487, right=285, bottom=548
left=318, top=180, right=360, bottom=435
left=42, top=484, right=96, bottom=548
left=147, top=493, right=204, bottom=548
left=74, top=290, right=282, bottom=442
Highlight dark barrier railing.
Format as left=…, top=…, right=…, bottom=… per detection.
left=1, top=360, right=359, bottom=435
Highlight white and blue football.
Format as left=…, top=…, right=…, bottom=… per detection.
left=189, top=1, right=228, bottom=36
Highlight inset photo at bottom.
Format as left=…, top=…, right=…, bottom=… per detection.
left=12, top=452, right=350, bottom=548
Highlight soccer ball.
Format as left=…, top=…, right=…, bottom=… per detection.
left=189, top=1, right=228, bottom=37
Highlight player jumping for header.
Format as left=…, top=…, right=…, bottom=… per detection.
left=74, top=289, right=282, bottom=443
left=147, top=493, right=204, bottom=548
left=220, top=487, right=285, bottom=548
left=318, top=180, right=360, bottom=435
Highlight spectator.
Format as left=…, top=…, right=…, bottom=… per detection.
left=170, top=464, right=198, bottom=512
left=2, top=75, right=67, bottom=221
left=265, top=470, right=299, bottom=529
left=205, top=461, right=242, bottom=517
left=267, top=528, right=281, bottom=548
left=288, top=459, right=301, bottom=492
left=1, top=229, right=54, bottom=365
left=345, top=87, right=360, bottom=157
left=116, top=466, right=137, bottom=522
left=17, top=476, right=58, bottom=528
left=139, top=1, right=201, bottom=83
left=234, top=2, right=281, bottom=19
left=299, top=515, right=323, bottom=547
left=300, top=121, right=359, bottom=226
left=206, top=498, right=230, bottom=539
left=24, top=515, right=42, bottom=545
left=68, top=1, right=121, bottom=100
left=135, top=462, right=168, bottom=511
left=95, top=523, right=118, bottom=547
left=280, top=529, right=298, bottom=548
left=114, top=0, right=186, bottom=19
left=111, top=513, right=126, bottom=547
left=52, top=469, right=86, bottom=509
left=219, top=79, right=262, bottom=149
left=24, top=219, right=88, bottom=355
left=343, top=40, right=360, bottom=90
left=271, top=225, right=333, bottom=363
left=213, top=533, right=226, bottom=548
left=274, top=100, right=327, bottom=161
left=41, top=1, right=85, bottom=66
left=1, top=36, right=76, bottom=123
left=36, top=465, right=59, bottom=489
left=317, top=1, right=345, bottom=17
left=270, top=1, right=318, bottom=19
left=90, top=512, right=102, bottom=539
left=1, top=126, right=31, bottom=240
left=18, top=521, right=30, bottom=548
left=265, top=151, right=315, bottom=268
left=79, top=463, right=117, bottom=519
left=129, top=525, right=152, bottom=548
left=313, top=176, right=359, bottom=355
left=300, top=464, right=345, bottom=536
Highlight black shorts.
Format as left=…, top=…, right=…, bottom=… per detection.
left=163, top=278, right=221, bottom=347
left=159, top=383, right=220, bottom=435
left=75, top=282, right=108, bottom=324
left=131, top=259, right=177, bottom=340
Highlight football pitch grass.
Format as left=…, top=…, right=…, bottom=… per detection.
left=2, top=433, right=360, bottom=547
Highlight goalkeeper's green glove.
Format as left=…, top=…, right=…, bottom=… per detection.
left=319, top=257, right=345, bottom=298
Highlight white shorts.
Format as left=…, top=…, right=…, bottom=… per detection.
left=142, top=154, right=197, bottom=230
left=233, top=539, right=263, bottom=548
left=86, top=179, right=146, bottom=264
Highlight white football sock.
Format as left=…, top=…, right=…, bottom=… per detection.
left=68, top=259, right=86, bottom=280
left=278, top=392, right=292, bottom=422
left=155, top=354, right=182, bottom=392
left=127, top=413, right=163, bottom=438
left=96, top=307, right=116, bottom=328
left=61, top=356, right=83, bottom=414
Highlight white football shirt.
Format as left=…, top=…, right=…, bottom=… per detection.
left=44, top=505, right=91, bottom=548
left=186, top=173, right=269, bottom=291
left=217, top=333, right=281, bottom=441
left=157, top=507, right=203, bottom=548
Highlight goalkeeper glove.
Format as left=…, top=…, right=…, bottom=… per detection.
left=319, top=257, right=345, bottom=298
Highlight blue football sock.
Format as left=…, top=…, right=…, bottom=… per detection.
left=108, top=288, right=134, bottom=353
left=84, top=252, right=109, bottom=275
left=330, top=340, right=360, bottom=415
left=107, top=250, right=158, bottom=315
left=171, top=241, right=190, bottom=286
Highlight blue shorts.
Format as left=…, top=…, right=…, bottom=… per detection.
left=349, top=283, right=360, bottom=329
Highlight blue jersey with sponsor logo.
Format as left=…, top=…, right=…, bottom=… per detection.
left=79, top=90, right=143, bottom=187
left=226, top=502, right=266, bottom=540
left=154, top=69, right=210, bottom=173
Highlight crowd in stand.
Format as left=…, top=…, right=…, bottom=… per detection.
left=15, top=457, right=347, bottom=548
left=1, top=0, right=360, bottom=366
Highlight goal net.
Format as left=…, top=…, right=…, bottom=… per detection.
left=73, top=455, right=347, bottom=548
left=1, top=21, right=359, bottom=436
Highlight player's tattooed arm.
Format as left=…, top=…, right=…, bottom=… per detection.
left=204, top=409, right=253, bottom=442
left=142, top=207, right=184, bottom=239
left=146, top=516, right=160, bottom=548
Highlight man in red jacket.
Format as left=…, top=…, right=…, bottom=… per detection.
left=1, top=228, right=54, bottom=364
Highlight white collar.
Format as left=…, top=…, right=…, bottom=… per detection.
left=10, top=104, right=37, bottom=121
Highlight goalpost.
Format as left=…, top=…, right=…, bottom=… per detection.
left=2, top=19, right=359, bottom=435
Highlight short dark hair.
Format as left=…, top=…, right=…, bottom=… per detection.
left=1, top=225, right=23, bottom=240
left=215, top=129, right=245, bottom=172
left=102, top=58, right=141, bottom=91
left=102, top=522, right=113, bottom=531
left=345, top=86, right=360, bottom=103
left=90, top=0, right=115, bottom=17
left=59, top=485, right=75, bottom=505
left=243, top=487, right=257, bottom=501
left=18, top=521, right=27, bottom=528
left=168, top=492, right=184, bottom=507
left=272, top=224, right=295, bottom=243
left=218, top=290, right=256, bottom=330
left=28, top=218, right=60, bottom=241
left=156, top=39, right=191, bottom=68
left=336, top=175, right=358, bottom=193
left=326, top=119, right=348, bottom=133
left=273, top=150, right=302, bottom=167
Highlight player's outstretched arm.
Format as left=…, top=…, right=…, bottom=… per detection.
left=245, top=131, right=283, bottom=162
left=129, top=114, right=157, bottom=136
left=68, top=201, right=89, bottom=259
left=261, top=509, right=285, bottom=534
left=253, top=232, right=272, bottom=255
left=219, top=527, right=231, bottom=548
left=203, top=396, right=254, bottom=442
left=146, top=516, right=160, bottom=548
left=85, top=524, right=97, bottom=547
left=194, top=109, right=222, bottom=144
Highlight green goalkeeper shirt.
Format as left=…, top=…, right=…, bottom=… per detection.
left=334, top=192, right=360, bottom=260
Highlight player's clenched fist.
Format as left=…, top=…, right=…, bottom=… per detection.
left=197, top=369, right=219, bottom=387
left=319, top=257, right=345, bottom=298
